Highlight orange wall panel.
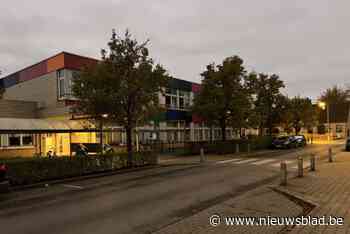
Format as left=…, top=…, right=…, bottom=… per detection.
left=47, top=53, right=65, bottom=73
left=64, top=53, right=98, bottom=71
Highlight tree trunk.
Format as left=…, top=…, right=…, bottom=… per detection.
left=126, top=125, right=133, bottom=167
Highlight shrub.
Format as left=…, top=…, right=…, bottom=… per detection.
left=0, top=151, right=157, bottom=186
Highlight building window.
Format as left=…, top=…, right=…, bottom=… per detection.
left=171, top=96, right=177, bottom=109
left=9, top=134, right=21, bottom=147
left=7, top=134, right=33, bottom=147
left=166, top=96, right=171, bottom=108
left=179, top=97, right=184, bottom=109
left=59, top=78, right=65, bottom=98
left=57, top=69, right=65, bottom=78
left=22, top=134, right=33, bottom=146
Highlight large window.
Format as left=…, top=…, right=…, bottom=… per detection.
left=9, top=134, right=21, bottom=147
left=57, top=69, right=76, bottom=100
left=22, top=134, right=34, bottom=146
left=165, top=89, right=192, bottom=110
left=6, top=134, right=33, bottom=147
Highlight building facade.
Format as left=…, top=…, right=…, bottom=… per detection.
left=0, top=52, right=235, bottom=157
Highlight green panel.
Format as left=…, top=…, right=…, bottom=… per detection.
left=151, top=112, right=166, bottom=124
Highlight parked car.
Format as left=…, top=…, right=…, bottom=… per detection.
left=271, top=136, right=296, bottom=149
left=345, top=138, right=350, bottom=151
left=292, top=135, right=307, bottom=147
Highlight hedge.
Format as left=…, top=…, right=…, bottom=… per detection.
left=0, top=152, right=157, bottom=186
left=188, top=136, right=273, bottom=155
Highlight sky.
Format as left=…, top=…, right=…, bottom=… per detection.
left=1, top=0, right=350, bottom=99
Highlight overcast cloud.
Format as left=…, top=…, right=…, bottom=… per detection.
left=1, top=0, right=350, bottom=99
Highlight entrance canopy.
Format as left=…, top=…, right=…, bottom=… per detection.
left=0, top=118, right=98, bottom=134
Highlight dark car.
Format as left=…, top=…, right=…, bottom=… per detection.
left=345, top=138, right=350, bottom=151
left=292, top=135, right=307, bottom=147
left=271, top=136, right=296, bottom=149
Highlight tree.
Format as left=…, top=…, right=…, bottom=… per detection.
left=285, top=96, right=316, bottom=135
left=193, top=56, right=250, bottom=141
left=246, top=73, right=285, bottom=135
left=320, top=86, right=349, bottom=104
left=72, top=29, right=169, bottom=165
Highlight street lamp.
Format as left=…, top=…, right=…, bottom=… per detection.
left=318, top=101, right=330, bottom=143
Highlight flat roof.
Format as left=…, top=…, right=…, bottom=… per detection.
left=0, top=118, right=98, bottom=133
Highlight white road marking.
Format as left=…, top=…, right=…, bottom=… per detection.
left=271, top=160, right=295, bottom=168
left=251, top=159, right=276, bottom=165
left=62, top=184, right=84, bottom=189
left=233, top=158, right=259, bottom=164
left=216, top=158, right=243, bottom=164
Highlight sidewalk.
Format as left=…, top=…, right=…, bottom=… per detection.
left=280, top=150, right=350, bottom=234
left=155, top=147, right=350, bottom=234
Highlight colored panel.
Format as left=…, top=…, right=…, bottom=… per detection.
left=0, top=78, right=4, bottom=88
left=47, top=53, right=65, bottom=73
left=166, top=110, right=191, bottom=122
left=19, top=61, right=47, bottom=82
left=3, top=73, right=19, bottom=88
left=151, top=112, right=166, bottom=123
left=64, top=53, right=98, bottom=71
left=192, top=83, right=201, bottom=93
left=168, top=78, right=192, bottom=92
left=192, top=114, right=203, bottom=123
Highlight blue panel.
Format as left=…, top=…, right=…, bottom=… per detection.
left=3, top=73, right=19, bottom=88
left=166, top=110, right=192, bottom=122
left=0, top=78, right=4, bottom=89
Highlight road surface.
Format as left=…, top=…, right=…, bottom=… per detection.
left=0, top=144, right=342, bottom=234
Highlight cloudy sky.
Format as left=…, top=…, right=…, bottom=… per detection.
left=1, top=0, right=350, bottom=98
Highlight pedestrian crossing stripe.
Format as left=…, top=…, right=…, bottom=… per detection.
left=270, top=160, right=294, bottom=168
left=233, top=158, right=259, bottom=164
left=251, top=159, right=276, bottom=165
left=216, top=158, right=243, bottom=164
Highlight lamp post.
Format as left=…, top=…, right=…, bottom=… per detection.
left=318, top=102, right=330, bottom=143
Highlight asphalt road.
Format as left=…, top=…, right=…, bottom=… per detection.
left=0, top=144, right=341, bottom=234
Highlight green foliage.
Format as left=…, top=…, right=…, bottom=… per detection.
left=72, top=29, right=170, bottom=164
left=245, top=73, right=285, bottom=135
left=192, top=56, right=250, bottom=141
left=1, top=152, right=157, bottom=186
left=286, top=96, right=316, bottom=135
left=320, top=85, right=349, bottom=104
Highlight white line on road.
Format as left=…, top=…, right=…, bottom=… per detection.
left=233, top=158, right=259, bottom=164
left=62, top=184, right=84, bottom=189
left=270, top=160, right=295, bottom=168
left=251, top=159, right=276, bottom=165
left=216, top=158, right=243, bottom=164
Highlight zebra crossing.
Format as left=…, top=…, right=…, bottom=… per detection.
left=216, top=157, right=311, bottom=170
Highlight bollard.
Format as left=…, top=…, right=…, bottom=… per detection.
left=328, top=147, right=333, bottom=163
left=247, top=143, right=251, bottom=153
left=235, top=144, right=240, bottom=154
left=200, top=147, right=205, bottom=163
left=297, top=156, right=303, bottom=177
left=310, top=154, right=316, bottom=171
left=280, top=162, right=287, bottom=186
